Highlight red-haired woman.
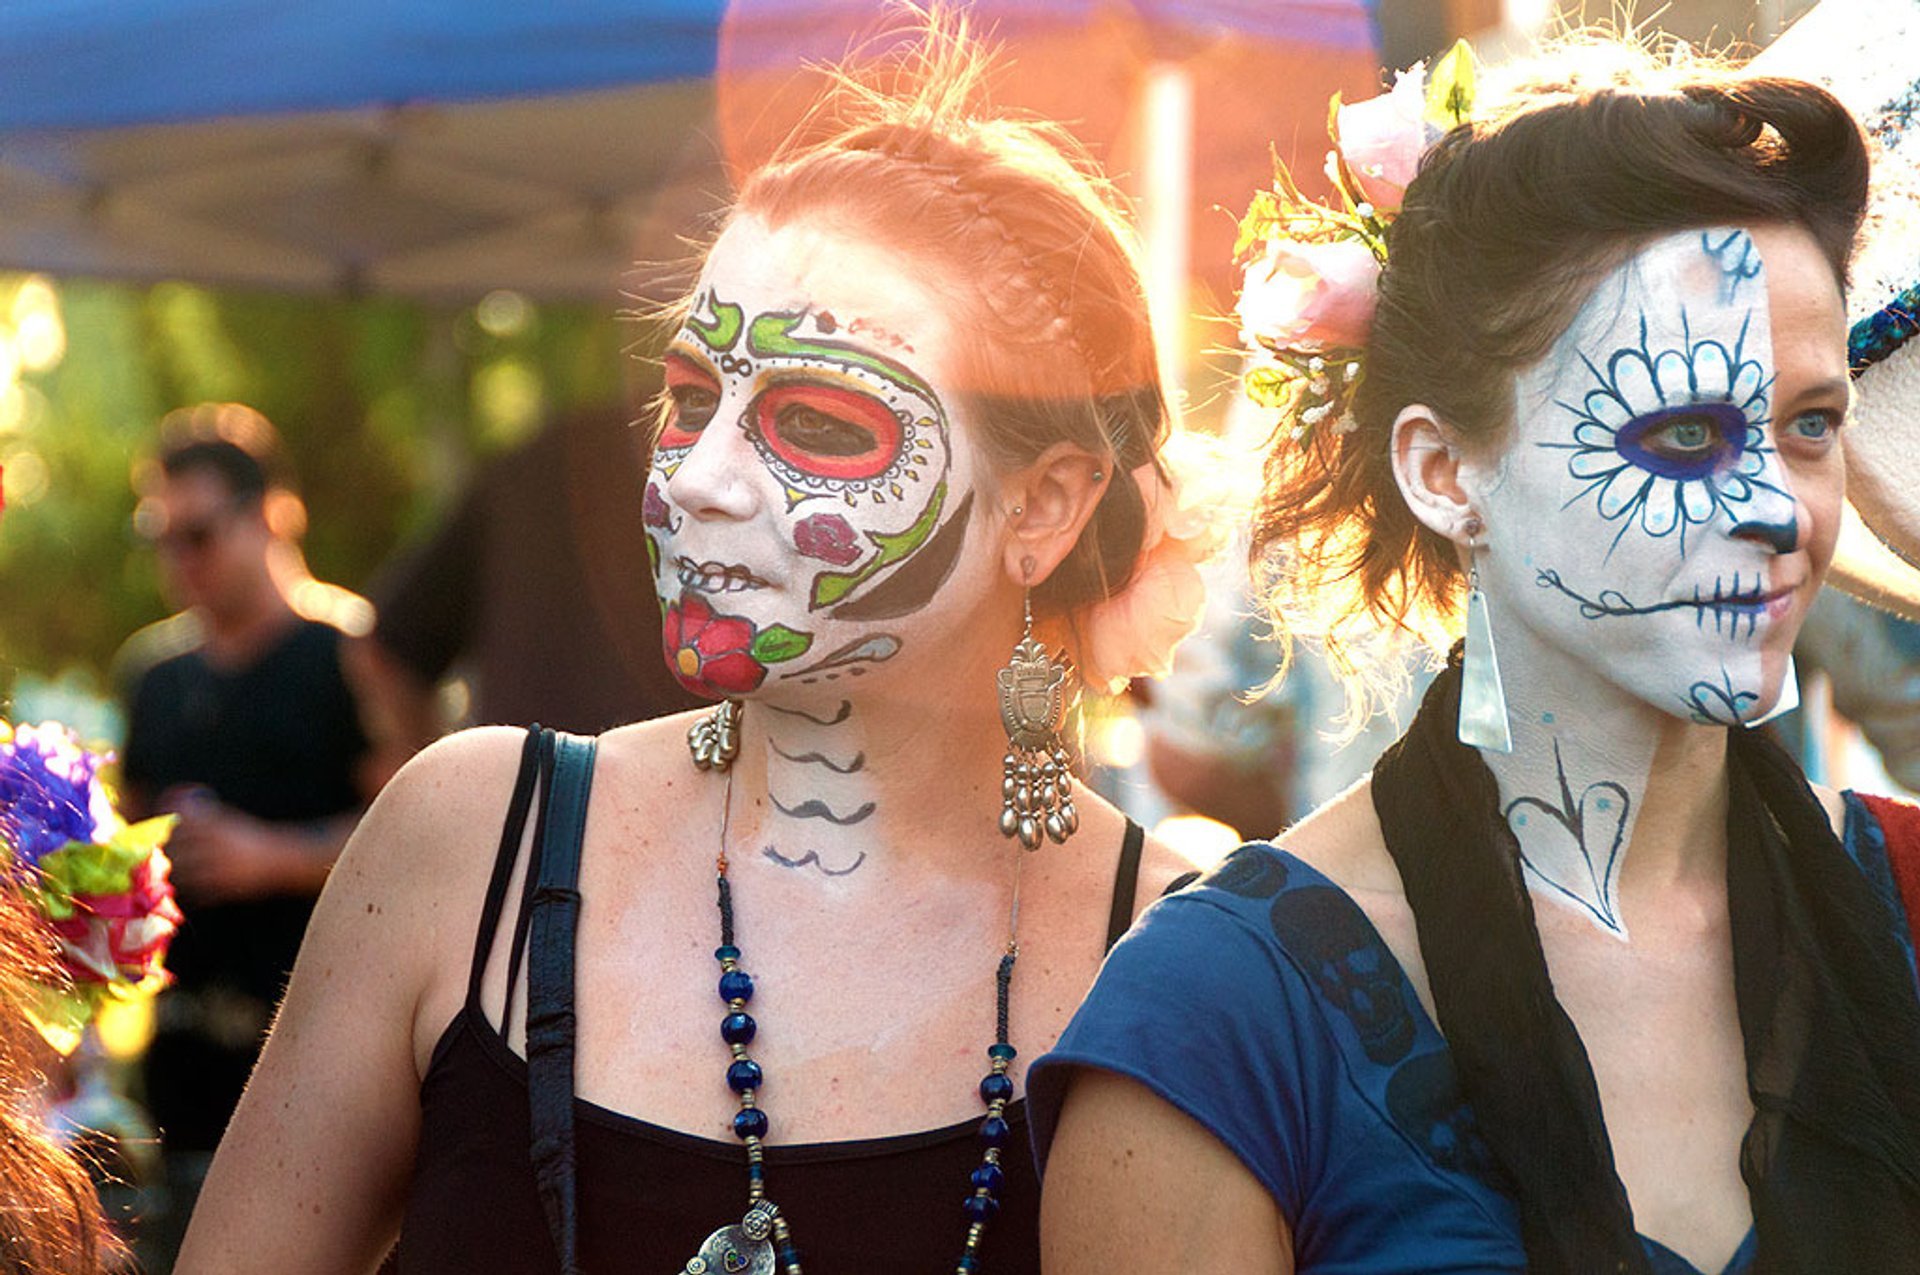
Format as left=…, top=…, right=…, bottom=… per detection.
left=177, top=14, right=1209, bottom=1274
left=0, top=883, right=110, bottom=1274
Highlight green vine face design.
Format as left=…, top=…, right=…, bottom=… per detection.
left=644, top=216, right=991, bottom=698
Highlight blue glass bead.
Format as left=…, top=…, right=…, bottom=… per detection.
left=715, top=945, right=741, bottom=962
left=987, top=1043, right=1017, bottom=1061
left=733, top=1107, right=769, bottom=1139
left=970, top=1163, right=1005, bottom=1194
left=962, top=1192, right=1001, bottom=1222
left=748, top=1162, right=765, bottom=1183
left=721, top=1012, right=757, bottom=1045
left=978, top=1116, right=1011, bottom=1148
left=958, top=1256, right=980, bottom=1271
left=727, top=1059, right=763, bottom=1093
left=779, top=1247, right=802, bottom=1267
left=719, top=970, right=755, bottom=1003
left=978, top=1073, right=1014, bottom=1104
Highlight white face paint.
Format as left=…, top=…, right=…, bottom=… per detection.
left=1470, top=227, right=1814, bottom=726
left=644, top=215, right=990, bottom=701
left=1455, top=224, right=1848, bottom=939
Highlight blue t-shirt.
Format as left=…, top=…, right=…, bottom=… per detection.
left=1029, top=792, right=1916, bottom=1275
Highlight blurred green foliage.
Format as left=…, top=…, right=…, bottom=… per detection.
left=0, top=275, right=636, bottom=700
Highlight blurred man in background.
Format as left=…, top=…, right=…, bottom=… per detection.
left=353, top=403, right=699, bottom=742
left=113, top=402, right=381, bottom=1268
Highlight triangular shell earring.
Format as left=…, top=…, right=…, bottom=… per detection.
left=1752, top=654, right=1801, bottom=726
left=1457, top=516, right=1514, bottom=753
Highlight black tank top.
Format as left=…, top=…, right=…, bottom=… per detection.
left=392, top=729, right=1148, bottom=1273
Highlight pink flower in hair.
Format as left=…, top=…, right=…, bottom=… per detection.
left=1076, top=434, right=1240, bottom=695
left=1333, top=69, right=1428, bottom=213
left=1238, top=237, right=1380, bottom=354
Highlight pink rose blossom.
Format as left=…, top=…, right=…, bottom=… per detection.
left=1076, top=437, right=1241, bottom=694
left=1334, top=69, right=1428, bottom=213
left=1238, top=238, right=1380, bottom=353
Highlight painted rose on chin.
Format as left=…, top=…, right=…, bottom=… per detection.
left=793, top=512, right=862, bottom=566
left=662, top=595, right=813, bottom=696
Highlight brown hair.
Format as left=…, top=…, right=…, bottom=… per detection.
left=680, top=7, right=1167, bottom=614
left=0, top=886, right=110, bottom=1274
left=1251, top=38, right=1869, bottom=713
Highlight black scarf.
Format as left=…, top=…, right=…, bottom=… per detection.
left=1370, top=653, right=1920, bottom=1272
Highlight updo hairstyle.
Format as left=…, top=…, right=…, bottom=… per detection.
left=693, top=9, right=1168, bottom=616
left=1252, top=37, right=1869, bottom=713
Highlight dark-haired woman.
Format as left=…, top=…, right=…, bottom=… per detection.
left=1036, top=39, right=1920, bottom=1275
left=176, top=16, right=1210, bottom=1275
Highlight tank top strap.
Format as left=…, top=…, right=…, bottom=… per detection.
left=465, top=726, right=550, bottom=1012
left=1103, top=818, right=1147, bottom=953
left=499, top=729, right=565, bottom=1041
left=522, top=730, right=598, bottom=1275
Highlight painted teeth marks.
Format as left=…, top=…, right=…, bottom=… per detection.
left=675, top=557, right=769, bottom=596
left=1534, top=568, right=1773, bottom=640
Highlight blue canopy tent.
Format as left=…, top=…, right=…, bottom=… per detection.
left=0, top=0, right=1380, bottom=303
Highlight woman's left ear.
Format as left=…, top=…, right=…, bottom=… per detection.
left=1001, top=443, right=1110, bottom=586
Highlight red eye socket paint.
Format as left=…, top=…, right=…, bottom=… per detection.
left=754, top=383, right=904, bottom=482
left=661, top=352, right=721, bottom=449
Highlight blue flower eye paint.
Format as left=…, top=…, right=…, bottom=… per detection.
left=1613, top=402, right=1750, bottom=481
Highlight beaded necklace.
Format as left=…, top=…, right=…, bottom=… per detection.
left=677, top=741, right=1024, bottom=1275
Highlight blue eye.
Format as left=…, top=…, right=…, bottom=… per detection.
left=1613, top=402, right=1749, bottom=480
left=1786, top=410, right=1839, bottom=442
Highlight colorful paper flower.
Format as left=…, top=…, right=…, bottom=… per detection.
left=1, top=722, right=181, bottom=1054
left=661, top=595, right=813, bottom=697
left=793, top=512, right=863, bottom=566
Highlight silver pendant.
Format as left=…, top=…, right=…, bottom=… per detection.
left=679, top=1201, right=779, bottom=1275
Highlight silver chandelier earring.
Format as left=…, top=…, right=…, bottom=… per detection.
left=1457, top=517, right=1513, bottom=753
left=687, top=699, right=742, bottom=771
left=997, top=590, right=1077, bottom=849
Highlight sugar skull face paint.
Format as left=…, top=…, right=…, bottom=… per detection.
left=1466, top=225, right=1847, bottom=726
left=645, top=215, right=990, bottom=700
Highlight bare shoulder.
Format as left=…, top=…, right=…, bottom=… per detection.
left=1275, top=774, right=1402, bottom=898
left=592, top=708, right=710, bottom=769
left=1135, top=830, right=1194, bottom=909
left=320, top=727, right=534, bottom=1025
left=334, top=725, right=532, bottom=892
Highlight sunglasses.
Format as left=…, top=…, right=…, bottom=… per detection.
left=144, top=503, right=247, bottom=555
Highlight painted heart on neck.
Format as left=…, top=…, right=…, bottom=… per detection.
left=1503, top=742, right=1633, bottom=935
